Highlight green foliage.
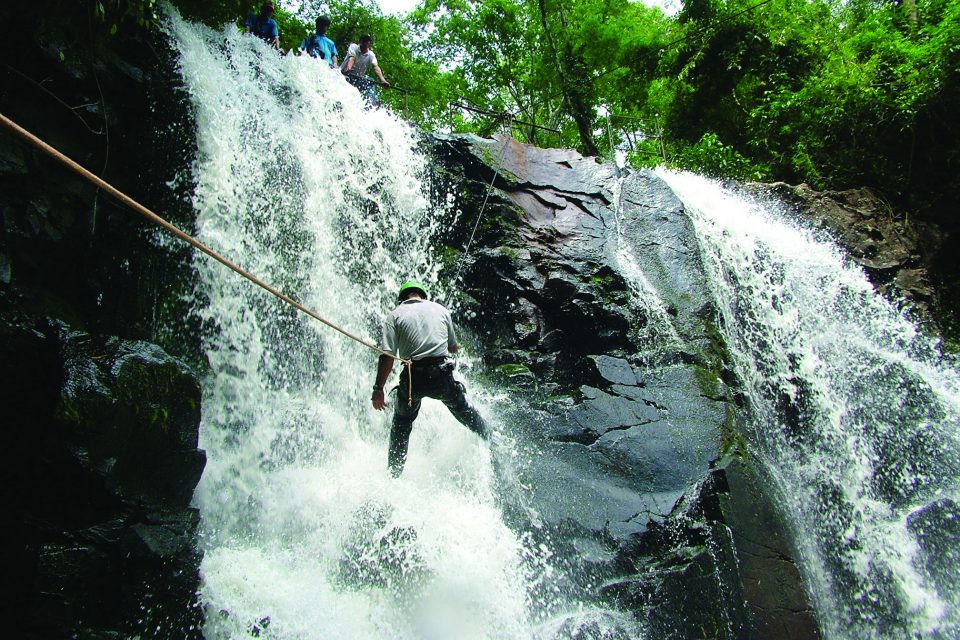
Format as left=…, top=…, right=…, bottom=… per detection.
left=92, top=0, right=159, bottom=33
left=90, top=0, right=960, bottom=223
left=274, top=7, right=310, bottom=52
left=169, top=0, right=238, bottom=27
left=651, top=0, right=960, bottom=211
left=667, top=132, right=768, bottom=182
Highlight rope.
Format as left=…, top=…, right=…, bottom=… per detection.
left=0, top=111, right=408, bottom=368
left=450, top=102, right=560, bottom=137
left=451, top=119, right=514, bottom=289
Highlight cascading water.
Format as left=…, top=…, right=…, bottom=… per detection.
left=611, top=177, right=685, bottom=358
left=658, top=171, right=960, bottom=639
left=167, top=12, right=640, bottom=640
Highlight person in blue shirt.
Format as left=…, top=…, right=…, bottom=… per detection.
left=244, top=1, right=280, bottom=50
left=299, top=16, right=338, bottom=68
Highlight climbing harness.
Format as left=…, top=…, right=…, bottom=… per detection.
left=0, top=112, right=410, bottom=374
left=450, top=115, right=514, bottom=289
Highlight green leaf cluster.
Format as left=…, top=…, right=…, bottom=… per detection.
left=92, top=0, right=159, bottom=33
left=653, top=0, right=960, bottom=209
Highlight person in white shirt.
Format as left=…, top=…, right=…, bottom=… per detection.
left=340, top=34, right=390, bottom=102
left=371, top=281, right=489, bottom=477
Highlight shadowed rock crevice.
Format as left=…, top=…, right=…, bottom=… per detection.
left=5, top=315, right=205, bottom=639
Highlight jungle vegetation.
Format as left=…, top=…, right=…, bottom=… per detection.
left=95, top=0, right=960, bottom=218
left=96, top=0, right=959, bottom=218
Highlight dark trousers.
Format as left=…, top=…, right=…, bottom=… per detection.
left=345, top=74, right=379, bottom=104
left=389, top=361, right=489, bottom=476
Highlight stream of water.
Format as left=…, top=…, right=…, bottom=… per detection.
left=168, top=10, right=960, bottom=637
left=660, top=171, right=960, bottom=640
left=169, top=13, right=641, bottom=640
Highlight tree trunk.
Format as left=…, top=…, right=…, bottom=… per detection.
left=903, top=0, right=919, bottom=33
left=537, top=0, right=599, bottom=156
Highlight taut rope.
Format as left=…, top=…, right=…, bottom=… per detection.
left=451, top=117, right=514, bottom=289
left=0, top=112, right=409, bottom=371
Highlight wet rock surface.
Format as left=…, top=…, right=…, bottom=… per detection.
left=1, top=4, right=204, bottom=637
left=5, top=315, right=205, bottom=639
left=429, top=133, right=818, bottom=638
left=747, top=182, right=940, bottom=324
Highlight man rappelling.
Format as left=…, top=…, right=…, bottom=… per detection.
left=371, top=281, right=490, bottom=477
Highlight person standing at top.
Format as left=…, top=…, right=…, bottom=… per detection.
left=244, top=1, right=280, bottom=49
left=299, top=15, right=338, bottom=67
left=371, top=281, right=490, bottom=477
left=340, top=34, right=389, bottom=102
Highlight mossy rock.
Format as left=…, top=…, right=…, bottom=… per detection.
left=494, top=362, right=537, bottom=390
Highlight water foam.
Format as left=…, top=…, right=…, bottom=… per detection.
left=659, top=170, right=960, bottom=639
left=167, top=11, right=637, bottom=639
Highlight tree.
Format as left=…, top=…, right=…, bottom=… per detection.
left=536, top=0, right=599, bottom=155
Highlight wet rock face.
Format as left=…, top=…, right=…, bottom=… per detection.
left=428, top=133, right=818, bottom=638
left=2, top=7, right=205, bottom=638
left=1, top=10, right=204, bottom=635
left=748, top=182, right=937, bottom=318
left=5, top=315, right=205, bottom=639
left=605, top=458, right=819, bottom=640
left=0, top=0, right=199, bottom=355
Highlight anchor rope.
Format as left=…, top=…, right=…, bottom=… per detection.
left=451, top=114, right=514, bottom=290
left=0, top=111, right=410, bottom=370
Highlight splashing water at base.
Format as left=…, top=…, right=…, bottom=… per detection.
left=167, top=12, right=641, bottom=640
left=658, top=170, right=960, bottom=639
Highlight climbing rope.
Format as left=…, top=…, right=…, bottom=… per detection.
left=0, top=112, right=410, bottom=374
left=450, top=115, right=514, bottom=289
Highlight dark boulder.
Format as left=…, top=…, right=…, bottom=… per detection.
left=5, top=315, right=205, bottom=639
left=747, top=182, right=939, bottom=325
left=606, top=457, right=817, bottom=639
left=429, top=132, right=820, bottom=638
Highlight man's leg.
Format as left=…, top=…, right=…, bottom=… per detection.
left=438, top=370, right=490, bottom=440
left=388, top=383, right=421, bottom=477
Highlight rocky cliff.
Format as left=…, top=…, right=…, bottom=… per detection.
left=426, top=134, right=820, bottom=638
left=2, top=4, right=952, bottom=638
left=1, top=3, right=205, bottom=638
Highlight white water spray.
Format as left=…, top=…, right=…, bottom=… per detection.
left=610, top=176, right=684, bottom=355
left=168, top=13, right=640, bottom=640
left=659, top=170, right=960, bottom=640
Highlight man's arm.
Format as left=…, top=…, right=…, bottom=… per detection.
left=332, top=54, right=339, bottom=67
left=343, top=55, right=355, bottom=73
left=270, top=22, right=280, bottom=49
left=371, top=354, right=395, bottom=410
left=373, top=64, right=389, bottom=86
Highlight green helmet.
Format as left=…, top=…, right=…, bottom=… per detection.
left=397, top=280, right=428, bottom=301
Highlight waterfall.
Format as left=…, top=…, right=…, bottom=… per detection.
left=659, top=171, right=960, bottom=640
left=167, top=13, right=639, bottom=640
left=611, top=176, right=685, bottom=358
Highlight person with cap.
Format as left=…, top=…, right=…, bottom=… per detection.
left=371, top=281, right=490, bottom=477
left=244, top=1, right=280, bottom=49
left=299, top=15, right=338, bottom=67
left=339, top=34, right=389, bottom=103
